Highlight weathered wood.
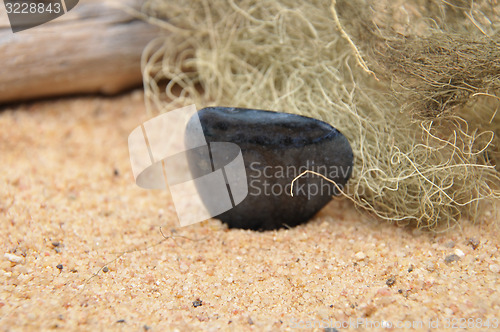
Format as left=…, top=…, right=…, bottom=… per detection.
left=0, top=0, right=159, bottom=104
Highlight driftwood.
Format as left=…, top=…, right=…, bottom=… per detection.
left=0, top=0, right=158, bottom=104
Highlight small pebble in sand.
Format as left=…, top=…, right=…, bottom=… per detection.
left=52, top=241, right=60, bottom=247
left=454, top=248, right=465, bottom=258
left=489, top=264, right=500, bottom=273
left=386, top=276, right=396, bottom=287
left=444, top=308, right=454, bottom=316
left=102, top=267, right=109, bottom=273
left=4, top=253, right=23, bottom=264
left=445, top=254, right=460, bottom=264
left=179, top=262, right=189, bottom=273
left=425, top=261, right=436, bottom=272
left=354, top=252, right=366, bottom=261
left=468, top=238, right=480, bottom=250
left=56, top=264, right=63, bottom=270
left=192, top=299, right=203, bottom=308
left=376, top=288, right=392, bottom=296
left=444, top=241, right=455, bottom=248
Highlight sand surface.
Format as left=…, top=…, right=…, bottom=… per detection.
left=1, top=91, right=499, bottom=331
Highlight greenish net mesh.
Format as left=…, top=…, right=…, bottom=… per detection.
left=138, top=0, right=500, bottom=230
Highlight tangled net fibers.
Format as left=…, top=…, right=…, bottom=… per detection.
left=139, top=0, right=500, bottom=230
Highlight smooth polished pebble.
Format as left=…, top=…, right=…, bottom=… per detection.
left=186, top=107, right=353, bottom=230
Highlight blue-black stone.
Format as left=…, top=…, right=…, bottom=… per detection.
left=186, top=107, right=353, bottom=230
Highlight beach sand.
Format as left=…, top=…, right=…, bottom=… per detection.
left=1, top=91, right=499, bottom=331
